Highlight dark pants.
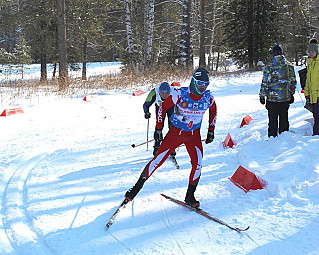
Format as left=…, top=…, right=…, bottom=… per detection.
left=266, top=101, right=290, bottom=137
left=312, top=102, right=319, bottom=135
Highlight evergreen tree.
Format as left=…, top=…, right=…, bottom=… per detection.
left=12, top=37, right=32, bottom=79
left=279, top=0, right=313, bottom=65
left=223, top=0, right=281, bottom=68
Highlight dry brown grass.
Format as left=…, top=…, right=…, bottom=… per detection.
left=0, top=64, right=248, bottom=101
left=0, top=65, right=193, bottom=98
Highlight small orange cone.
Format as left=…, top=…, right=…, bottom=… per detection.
left=83, top=95, right=97, bottom=102
left=132, top=90, right=146, bottom=96
left=222, top=133, right=236, bottom=148
left=0, top=107, right=24, bottom=117
left=240, top=115, right=253, bottom=127
left=229, top=166, right=267, bottom=193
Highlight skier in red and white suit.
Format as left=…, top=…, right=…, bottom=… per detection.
left=125, top=68, right=217, bottom=207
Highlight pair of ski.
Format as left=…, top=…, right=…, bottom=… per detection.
left=106, top=193, right=249, bottom=232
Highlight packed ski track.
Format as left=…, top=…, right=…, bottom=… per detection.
left=1, top=64, right=319, bottom=255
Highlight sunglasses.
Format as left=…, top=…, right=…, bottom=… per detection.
left=194, top=78, right=210, bottom=87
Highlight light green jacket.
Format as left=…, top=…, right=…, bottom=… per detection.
left=305, top=55, right=319, bottom=104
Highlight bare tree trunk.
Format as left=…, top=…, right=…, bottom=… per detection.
left=180, top=0, right=193, bottom=72
left=144, top=0, right=155, bottom=66
left=40, top=20, right=47, bottom=83
left=125, top=0, right=137, bottom=71
left=199, top=0, right=206, bottom=68
left=215, top=50, right=220, bottom=71
left=52, top=62, right=57, bottom=78
left=57, top=0, right=68, bottom=90
left=82, top=36, right=87, bottom=80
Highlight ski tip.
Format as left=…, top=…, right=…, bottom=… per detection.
left=236, top=226, right=250, bottom=232
left=131, top=144, right=136, bottom=148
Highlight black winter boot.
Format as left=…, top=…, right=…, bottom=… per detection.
left=125, top=177, right=146, bottom=201
left=170, top=150, right=176, bottom=157
left=153, top=141, right=161, bottom=156
left=184, top=183, right=200, bottom=208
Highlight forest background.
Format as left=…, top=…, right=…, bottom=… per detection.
left=0, top=0, right=318, bottom=90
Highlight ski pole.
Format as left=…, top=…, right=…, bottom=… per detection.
left=131, top=139, right=154, bottom=148
left=147, top=118, right=150, bottom=151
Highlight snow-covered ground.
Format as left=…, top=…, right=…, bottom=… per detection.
left=0, top=62, right=122, bottom=81
left=1, top=64, right=319, bottom=255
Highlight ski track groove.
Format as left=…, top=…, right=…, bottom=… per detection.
left=159, top=197, right=186, bottom=255
left=106, top=231, right=132, bottom=254
left=153, top=175, right=186, bottom=255
left=2, top=152, right=57, bottom=255
left=244, top=233, right=272, bottom=255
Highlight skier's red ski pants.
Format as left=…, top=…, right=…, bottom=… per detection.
left=140, top=126, right=203, bottom=185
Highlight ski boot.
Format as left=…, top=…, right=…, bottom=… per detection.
left=170, top=150, right=176, bottom=158
left=184, top=183, right=200, bottom=208
left=153, top=140, right=161, bottom=156
left=125, top=177, right=146, bottom=202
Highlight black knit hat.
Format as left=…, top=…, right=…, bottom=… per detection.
left=272, top=44, right=283, bottom=56
left=309, top=38, right=318, bottom=44
left=192, top=68, right=209, bottom=82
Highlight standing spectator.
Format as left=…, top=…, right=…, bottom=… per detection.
left=304, top=43, right=319, bottom=135
left=143, top=82, right=177, bottom=156
left=259, top=44, right=296, bottom=137
left=125, top=68, right=217, bottom=208
left=299, top=38, right=318, bottom=91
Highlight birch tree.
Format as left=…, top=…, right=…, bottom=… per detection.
left=199, top=0, right=206, bottom=68
left=180, top=0, right=192, bottom=71
left=144, top=0, right=154, bottom=66
left=125, top=0, right=137, bottom=71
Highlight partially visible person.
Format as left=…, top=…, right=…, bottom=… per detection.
left=143, top=82, right=176, bottom=156
left=299, top=38, right=318, bottom=90
left=304, top=43, right=319, bottom=135
left=309, top=37, right=318, bottom=45
left=171, top=81, right=181, bottom=87
left=259, top=44, right=296, bottom=137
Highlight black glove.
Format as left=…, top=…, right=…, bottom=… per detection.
left=259, top=96, right=265, bottom=105
left=154, top=129, right=163, bottom=142
left=205, top=131, right=214, bottom=144
left=306, top=96, right=310, bottom=105
left=144, top=112, right=151, bottom=119
left=304, top=96, right=313, bottom=112
left=289, top=95, right=294, bottom=104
